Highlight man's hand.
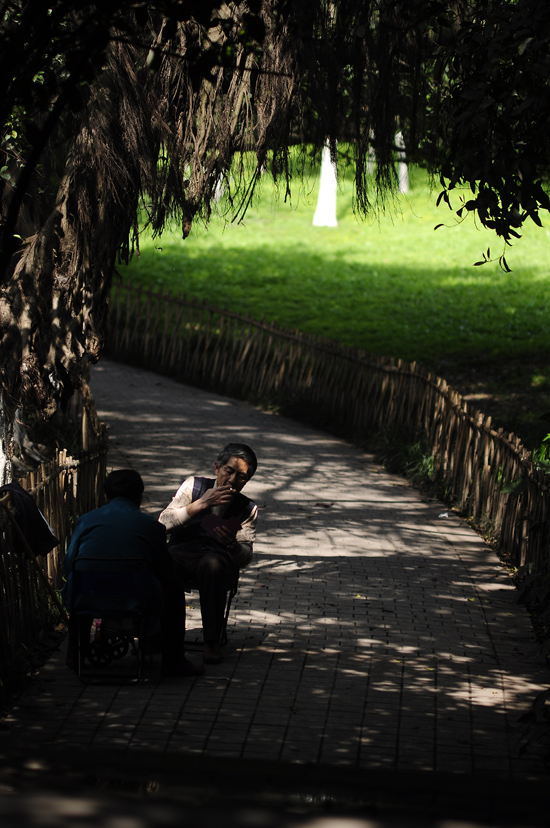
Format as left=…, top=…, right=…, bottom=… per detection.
left=200, top=484, right=235, bottom=508
left=212, top=524, right=237, bottom=548
left=186, top=484, right=235, bottom=519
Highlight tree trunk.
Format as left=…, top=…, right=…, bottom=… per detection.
left=0, top=390, right=13, bottom=485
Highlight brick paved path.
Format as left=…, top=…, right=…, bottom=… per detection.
left=3, top=359, right=549, bottom=819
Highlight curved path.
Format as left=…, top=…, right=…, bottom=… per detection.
left=2, top=358, right=549, bottom=823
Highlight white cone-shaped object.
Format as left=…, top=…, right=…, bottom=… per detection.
left=396, top=131, right=409, bottom=194
left=313, top=143, right=338, bottom=227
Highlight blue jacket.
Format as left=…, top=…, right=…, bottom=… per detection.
left=62, top=498, right=172, bottom=615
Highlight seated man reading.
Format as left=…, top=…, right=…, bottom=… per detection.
left=159, top=443, right=258, bottom=664
left=63, top=469, right=202, bottom=677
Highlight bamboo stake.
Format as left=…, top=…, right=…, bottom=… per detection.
left=108, top=281, right=550, bottom=573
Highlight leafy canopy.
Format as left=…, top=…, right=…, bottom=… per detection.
left=428, top=0, right=550, bottom=269
left=1, top=0, right=549, bottom=432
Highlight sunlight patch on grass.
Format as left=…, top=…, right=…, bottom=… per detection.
left=122, top=165, right=550, bottom=370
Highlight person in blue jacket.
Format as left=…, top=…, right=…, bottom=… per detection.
left=63, top=469, right=202, bottom=677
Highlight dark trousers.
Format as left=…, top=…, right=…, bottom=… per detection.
left=169, top=540, right=238, bottom=643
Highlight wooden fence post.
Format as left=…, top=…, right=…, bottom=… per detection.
left=106, top=282, right=550, bottom=574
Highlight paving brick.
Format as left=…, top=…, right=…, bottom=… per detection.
left=3, top=359, right=548, bottom=784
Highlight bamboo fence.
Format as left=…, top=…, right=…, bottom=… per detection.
left=107, top=282, right=550, bottom=574
left=0, top=381, right=109, bottom=680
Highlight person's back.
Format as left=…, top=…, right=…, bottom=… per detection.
left=62, top=472, right=169, bottom=616
left=69, top=498, right=164, bottom=573
left=63, top=469, right=202, bottom=677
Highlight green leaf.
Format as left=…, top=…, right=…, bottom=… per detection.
left=501, top=479, right=525, bottom=495
left=518, top=37, right=534, bottom=55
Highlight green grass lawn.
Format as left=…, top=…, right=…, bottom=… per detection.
left=119, top=163, right=550, bottom=447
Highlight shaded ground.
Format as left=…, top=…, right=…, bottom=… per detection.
left=1, top=742, right=550, bottom=828
left=2, top=358, right=550, bottom=827
left=432, top=353, right=550, bottom=451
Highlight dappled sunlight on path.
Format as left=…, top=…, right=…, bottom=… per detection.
left=3, top=359, right=549, bottom=789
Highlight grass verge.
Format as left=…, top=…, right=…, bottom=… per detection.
left=119, top=163, right=550, bottom=449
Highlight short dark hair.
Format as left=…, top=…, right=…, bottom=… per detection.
left=104, top=469, right=144, bottom=506
left=216, top=443, right=258, bottom=479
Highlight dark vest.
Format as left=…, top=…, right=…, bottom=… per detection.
left=167, top=477, right=255, bottom=547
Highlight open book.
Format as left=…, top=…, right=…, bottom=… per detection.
left=200, top=513, right=241, bottom=542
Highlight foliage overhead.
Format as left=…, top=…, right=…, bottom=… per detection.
left=429, top=0, right=550, bottom=271
left=0, top=0, right=549, bottom=446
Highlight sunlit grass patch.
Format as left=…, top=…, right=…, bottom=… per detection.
left=122, top=164, right=550, bottom=367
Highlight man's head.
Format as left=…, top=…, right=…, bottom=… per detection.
left=104, top=469, right=144, bottom=507
left=214, top=443, right=257, bottom=493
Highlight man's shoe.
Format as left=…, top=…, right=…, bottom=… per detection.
left=162, top=657, right=205, bottom=677
left=203, top=641, right=223, bottom=664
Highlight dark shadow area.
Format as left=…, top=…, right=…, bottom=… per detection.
left=0, top=740, right=549, bottom=827
left=125, top=243, right=550, bottom=449
left=122, top=245, right=550, bottom=450
left=128, top=246, right=549, bottom=367
left=431, top=351, right=550, bottom=451
left=4, top=359, right=548, bottom=825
